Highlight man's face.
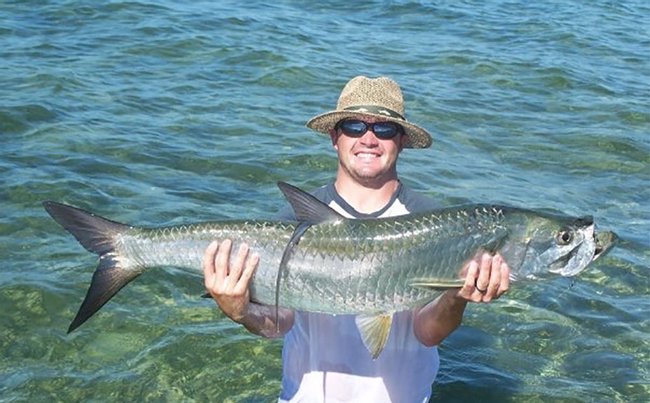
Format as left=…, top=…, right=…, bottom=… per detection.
left=329, top=118, right=407, bottom=186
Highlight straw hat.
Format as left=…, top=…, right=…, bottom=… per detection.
left=306, top=76, right=432, bottom=148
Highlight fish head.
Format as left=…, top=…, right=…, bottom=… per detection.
left=508, top=213, right=617, bottom=280
left=545, top=216, right=596, bottom=276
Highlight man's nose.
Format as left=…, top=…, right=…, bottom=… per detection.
left=358, top=129, right=380, bottom=144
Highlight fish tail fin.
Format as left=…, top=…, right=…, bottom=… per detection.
left=67, top=253, right=141, bottom=333
left=43, top=201, right=141, bottom=333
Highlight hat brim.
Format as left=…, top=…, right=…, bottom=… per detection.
left=306, top=110, right=432, bottom=149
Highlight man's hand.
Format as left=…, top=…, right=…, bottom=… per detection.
left=414, top=252, right=510, bottom=346
left=455, top=252, right=510, bottom=303
left=203, top=239, right=259, bottom=322
left=202, top=239, right=294, bottom=337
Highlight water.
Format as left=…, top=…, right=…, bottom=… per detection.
left=1, top=0, right=648, bottom=401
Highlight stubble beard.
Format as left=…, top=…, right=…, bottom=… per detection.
left=340, top=158, right=398, bottom=188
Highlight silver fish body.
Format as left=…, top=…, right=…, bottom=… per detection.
left=115, top=205, right=612, bottom=314
left=44, top=182, right=617, bottom=357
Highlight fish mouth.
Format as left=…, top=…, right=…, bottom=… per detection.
left=593, top=230, right=618, bottom=261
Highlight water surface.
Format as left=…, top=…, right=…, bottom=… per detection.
left=1, top=0, right=648, bottom=401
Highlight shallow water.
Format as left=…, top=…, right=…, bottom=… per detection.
left=1, top=0, right=649, bottom=401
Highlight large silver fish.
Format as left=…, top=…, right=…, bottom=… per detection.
left=44, top=182, right=616, bottom=358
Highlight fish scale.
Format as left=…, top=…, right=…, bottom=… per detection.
left=255, top=208, right=504, bottom=313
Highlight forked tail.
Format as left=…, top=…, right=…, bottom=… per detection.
left=43, top=201, right=141, bottom=333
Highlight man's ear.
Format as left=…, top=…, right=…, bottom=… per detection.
left=399, top=133, right=408, bottom=151
left=329, top=129, right=339, bottom=147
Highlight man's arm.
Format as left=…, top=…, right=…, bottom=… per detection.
left=413, top=252, right=510, bottom=346
left=203, top=240, right=294, bottom=338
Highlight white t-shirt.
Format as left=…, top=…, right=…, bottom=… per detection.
left=277, top=183, right=441, bottom=402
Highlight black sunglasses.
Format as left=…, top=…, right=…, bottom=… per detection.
left=335, top=119, right=404, bottom=140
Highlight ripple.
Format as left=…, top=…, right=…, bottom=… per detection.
left=1, top=0, right=648, bottom=401
left=0, top=104, right=57, bottom=134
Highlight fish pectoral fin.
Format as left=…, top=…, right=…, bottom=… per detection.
left=355, top=313, right=393, bottom=360
left=409, top=278, right=465, bottom=290
left=483, top=227, right=510, bottom=254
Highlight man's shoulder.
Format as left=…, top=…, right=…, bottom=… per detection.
left=397, top=185, right=439, bottom=214
left=310, top=183, right=334, bottom=203
left=276, top=182, right=438, bottom=219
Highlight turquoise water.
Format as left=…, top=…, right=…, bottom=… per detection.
left=1, top=0, right=648, bottom=401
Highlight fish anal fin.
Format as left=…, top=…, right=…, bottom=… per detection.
left=355, top=313, right=393, bottom=360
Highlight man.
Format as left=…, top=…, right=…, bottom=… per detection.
left=203, top=76, right=510, bottom=402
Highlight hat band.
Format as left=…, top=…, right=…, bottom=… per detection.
left=343, top=105, right=405, bottom=120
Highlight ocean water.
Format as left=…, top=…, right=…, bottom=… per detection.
left=1, top=0, right=648, bottom=401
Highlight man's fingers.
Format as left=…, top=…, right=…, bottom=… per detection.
left=485, top=254, right=503, bottom=298
left=214, top=239, right=232, bottom=284
left=459, top=259, right=480, bottom=300
left=203, top=240, right=220, bottom=290
left=235, top=252, right=259, bottom=293
left=475, top=252, right=492, bottom=293
left=498, top=258, right=511, bottom=297
left=457, top=252, right=511, bottom=303
left=229, top=243, right=249, bottom=282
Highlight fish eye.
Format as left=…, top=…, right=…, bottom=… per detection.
left=555, top=229, right=573, bottom=245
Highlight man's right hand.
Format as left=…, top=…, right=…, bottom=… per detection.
left=203, top=239, right=259, bottom=323
left=202, top=239, right=294, bottom=337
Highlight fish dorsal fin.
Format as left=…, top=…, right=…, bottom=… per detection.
left=355, top=313, right=394, bottom=359
left=277, top=181, right=343, bottom=223
left=409, top=278, right=465, bottom=290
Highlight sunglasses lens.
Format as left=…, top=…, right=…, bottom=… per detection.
left=372, top=122, right=400, bottom=139
left=339, top=120, right=368, bottom=136
left=338, top=120, right=403, bottom=139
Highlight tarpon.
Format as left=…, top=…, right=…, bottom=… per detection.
left=44, top=182, right=617, bottom=358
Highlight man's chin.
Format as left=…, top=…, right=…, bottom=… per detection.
left=351, top=171, right=392, bottom=187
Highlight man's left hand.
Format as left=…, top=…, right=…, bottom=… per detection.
left=456, top=252, right=510, bottom=303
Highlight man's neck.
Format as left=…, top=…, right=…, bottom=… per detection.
left=334, top=175, right=400, bottom=214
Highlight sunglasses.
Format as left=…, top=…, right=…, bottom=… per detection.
left=335, top=119, right=404, bottom=140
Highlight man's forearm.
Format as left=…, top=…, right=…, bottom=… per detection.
left=237, top=302, right=295, bottom=338
left=413, top=290, right=468, bottom=346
